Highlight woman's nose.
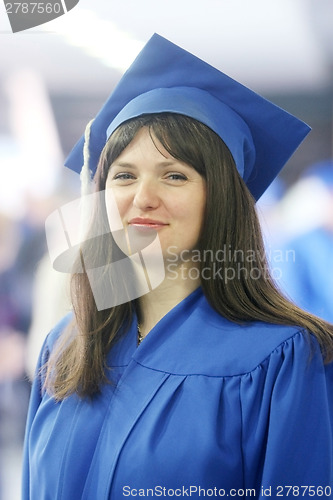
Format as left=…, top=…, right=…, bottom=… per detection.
left=133, top=179, right=160, bottom=210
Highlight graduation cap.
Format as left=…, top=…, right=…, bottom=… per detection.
left=65, top=33, right=310, bottom=201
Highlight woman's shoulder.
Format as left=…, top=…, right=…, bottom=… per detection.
left=190, top=295, right=315, bottom=376
left=208, top=320, right=309, bottom=375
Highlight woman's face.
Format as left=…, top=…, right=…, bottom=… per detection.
left=105, top=127, right=206, bottom=259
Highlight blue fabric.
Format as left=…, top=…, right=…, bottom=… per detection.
left=64, top=33, right=310, bottom=201
left=22, top=288, right=333, bottom=499
left=278, top=228, right=333, bottom=323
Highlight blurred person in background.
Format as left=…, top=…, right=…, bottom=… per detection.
left=25, top=252, right=71, bottom=381
left=275, top=161, right=333, bottom=323
left=0, top=196, right=49, bottom=499
left=0, top=212, right=28, bottom=500
left=0, top=213, right=20, bottom=500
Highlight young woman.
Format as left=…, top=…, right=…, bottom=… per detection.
left=22, top=34, right=333, bottom=499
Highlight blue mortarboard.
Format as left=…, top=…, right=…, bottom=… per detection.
left=65, top=33, right=310, bottom=201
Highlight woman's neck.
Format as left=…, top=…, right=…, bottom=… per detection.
left=137, top=262, right=201, bottom=338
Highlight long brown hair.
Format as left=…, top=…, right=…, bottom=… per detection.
left=45, top=113, right=333, bottom=399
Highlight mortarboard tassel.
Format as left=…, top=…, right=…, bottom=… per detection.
left=79, top=119, right=94, bottom=240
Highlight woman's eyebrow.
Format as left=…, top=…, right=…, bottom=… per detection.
left=110, top=160, right=181, bottom=169
left=110, top=162, right=136, bottom=169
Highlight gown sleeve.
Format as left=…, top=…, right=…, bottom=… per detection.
left=241, top=330, right=333, bottom=497
left=21, top=336, right=50, bottom=499
left=21, top=314, right=72, bottom=500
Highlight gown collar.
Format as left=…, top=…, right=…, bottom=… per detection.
left=107, top=285, right=302, bottom=377
left=107, top=286, right=203, bottom=368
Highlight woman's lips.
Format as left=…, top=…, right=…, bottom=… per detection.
left=128, top=218, right=168, bottom=230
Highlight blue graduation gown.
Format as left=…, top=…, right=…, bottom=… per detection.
left=22, top=288, right=333, bottom=499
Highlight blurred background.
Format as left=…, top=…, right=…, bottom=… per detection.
left=0, top=0, right=332, bottom=498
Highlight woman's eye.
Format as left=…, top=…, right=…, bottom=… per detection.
left=166, top=173, right=188, bottom=181
left=113, top=173, right=136, bottom=181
